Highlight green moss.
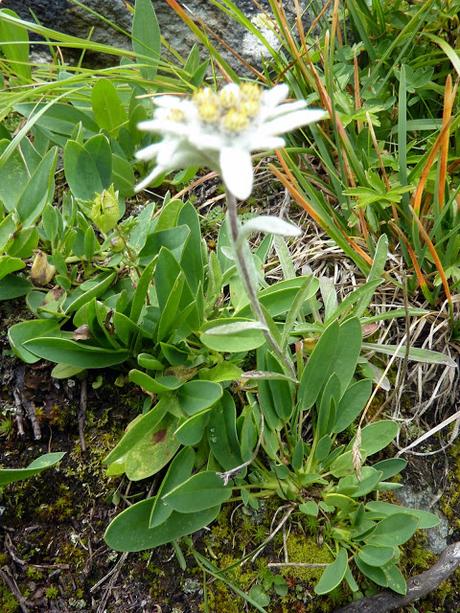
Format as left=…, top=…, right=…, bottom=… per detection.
left=25, top=567, right=44, bottom=580
left=45, top=586, right=59, bottom=599
left=0, top=584, right=20, bottom=613
left=440, top=441, right=460, bottom=525
left=282, top=534, right=333, bottom=583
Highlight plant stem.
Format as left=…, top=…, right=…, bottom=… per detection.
left=225, top=189, right=295, bottom=378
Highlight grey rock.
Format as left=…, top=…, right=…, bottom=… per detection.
left=396, top=485, right=450, bottom=554
left=2, top=1, right=316, bottom=66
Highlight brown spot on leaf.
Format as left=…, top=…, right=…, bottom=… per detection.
left=152, top=429, right=166, bottom=443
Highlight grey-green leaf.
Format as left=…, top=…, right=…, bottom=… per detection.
left=314, top=548, right=348, bottom=595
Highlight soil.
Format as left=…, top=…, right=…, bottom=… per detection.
left=1, top=299, right=460, bottom=613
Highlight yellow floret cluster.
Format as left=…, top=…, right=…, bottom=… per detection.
left=167, top=107, right=186, bottom=122
left=192, top=83, right=262, bottom=133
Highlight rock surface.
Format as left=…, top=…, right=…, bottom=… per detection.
left=2, top=1, right=312, bottom=65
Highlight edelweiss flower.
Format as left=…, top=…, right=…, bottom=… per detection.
left=136, top=83, right=325, bottom=200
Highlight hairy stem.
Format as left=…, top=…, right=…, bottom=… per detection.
left=225, top=189, right=295, bottom=378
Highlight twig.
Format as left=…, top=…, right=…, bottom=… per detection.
left=335, top=542, right=460, bottom=613
left=78, top=377, right=87, bottom=452
left=268, top=562, right=327, bottom=568
left=90, top=551, right=128, bottom=594
left=22, top=396, right=41, bottom=440
left=13, top=365, right=25, bottom=436
left=95, top=552, right=129, bottom=613
left=0, top=567, right=29, bottom=613
left=13, top=364, right=41, bottom=439
left=250, top=506, right=294, bottom=563
left=5, top=534, right=26, bottom=566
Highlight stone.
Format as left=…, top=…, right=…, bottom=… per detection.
left=2, top=1, right=314, bottom=66
left=396, top=484, right=451, bottom=555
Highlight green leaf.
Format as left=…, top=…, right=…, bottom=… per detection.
left=355, top=420, right=399, bottom=456
left=299, top=501, right=318, bottom=516
left=355, top=556, right=388, bottom=587
left=201, top=318, right=266, bottom=352
left=329, top=451, right=356, bottom=478
left=425, top=33, right=460, bottom=79
left=178, top=201, right=204, bottom=293
left=337, top=467, right=383, bottom=498
left=104, top=399, right=168, bottom=465
left=51, top=363, right=84, bottom=379
left=8, top=319, right=61, bottom=364
left=384, top=564, right=407, bottom=595
left=365, top=501, right=440, bottom=529
left=137, top=353, right=163, bottom=371
left=162, top=471, right=232, bottom=513
left=332, top=379, right=372, bottom=433
left=129, top=370, right=182, bottom=394
left=323, top=493, right=357, bottom=513
left=120, top=413, right=180, bottom=481
left=0, top=212, right=17, bottom=250
left=299, top=320, right=339, bottom=410
left=366, top=513, right=418, bottom=547
left=64, top=272, right=116, bottom=314
left=132, top=0, right=161, bottom=82
left=139, top=226, right=190, bottom=267
left=23, top=337, right=129, bottom=368
left=0, top=274, right=31, bottom=300
left=16, top=147, right=58, bottom=225
left=91, top=79, right=127, bottom=135
left=265, top=352, right=294, bottom=421
left=0, top=139, right=39, bottom=212
left=175, top=410, right=210, bottom=446
left=357, top=545, right=395, bottom=568
left=0, top=256, right=24, bottom=281
left=7, top=226, right=39, bottom=258
left=0, top=452, right=65, bottom=486
left=372, top=458, right=407, bottom=480
left=15, top=102, right=98, bottom=140
left=199, top=362, right=242, bottom=383
left=362, top=342, right=457, bottom=367
left=208, top=393, right=242, bottom=470
left=236, top=276, right=318, bottom=319
left=104, top=497, right=220, bottom=552
left=176, top=381, right=223, bottom=416
left=331, top=317, right=362, bottom=394
left=130, top=258, right=156, bottom=323
left=0, top=9, right=31, bottom=82
left=314, top=548, right=348, bottom=595
left=248, top=585, right=270, bottom=608
left=149, top=448, right=195, bottom=528
left=317, top=373, right=340, bottom=439
left=112, top=153, right=135, bottom=197
left=64, top=135, right=112, bottom=201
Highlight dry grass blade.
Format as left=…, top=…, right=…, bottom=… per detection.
left=412, top=121, right=452, bottom=215
left=438, top=74, right=458, bottom=208
left=397, top=408, right=460, bottom=457
left=408, top=208, right=453, bottom=307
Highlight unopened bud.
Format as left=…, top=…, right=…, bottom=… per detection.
left=91, top=184, right=120, bottom=234
left=30, top=251, right=56, bottom=286
left=110, top=236, right=125, bottom=253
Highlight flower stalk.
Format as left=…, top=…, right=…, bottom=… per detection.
left=225, top=189, right=296, bottom=378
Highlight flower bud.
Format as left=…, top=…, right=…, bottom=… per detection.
left=91, top=184, right=120, bottom=234
left=110, top=236, right=125, bottom=252
left=30, top=251, right=56, bottom=286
